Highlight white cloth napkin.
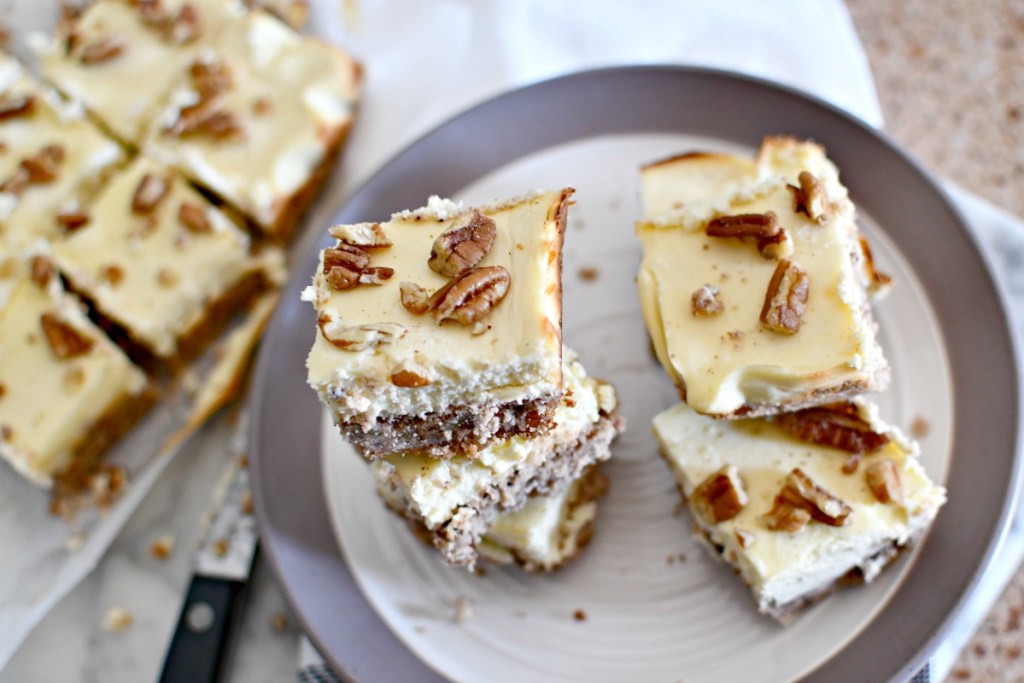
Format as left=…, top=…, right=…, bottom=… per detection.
left=294, top=1, right=1024, bottom=681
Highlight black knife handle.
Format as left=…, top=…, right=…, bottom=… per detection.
left=159, top=576, right=244, bottom=683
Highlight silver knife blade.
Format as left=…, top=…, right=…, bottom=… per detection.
left=194, top=459, right=258, bottom=581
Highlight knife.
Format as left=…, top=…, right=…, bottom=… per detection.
left=159, top=459, right=258, bottom=683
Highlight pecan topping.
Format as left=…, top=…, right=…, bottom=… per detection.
left=21, top=145, right=65, bottom=184
left=788, top=171, right=831, bottom=224
left=0, top=424, right=11, bottom=441
left=865, top=459, right=904, bottom=505
left=858, top=235, right=893, bottom=292
left=432, top=265, right=510, bottom=325
left=132, top=173, right=171, bottom=214
left=328, top=222, right=392, bottom=249
left=428, top=211, right=497, bottom=277
left=759, top=259, right=809, bottom=334
left=166, top=3, right=201, bottom=45
left=691, top=465, right=748, bottom=525
left=178, top=202, right=210, bottom=233
left=0, top=94, right=35, bottom=120
left=776, top=402, right=889, bottom=455
left=357, top=267, right=395, bottom=286
left=761, top=498, right=811, bottom=533
left=390, top=361, right=433, bottom=387
left=706, top=212, right=792, bottom=259
left=317, top=312, right=405, bottom=351
left=399, top=281, right=430, bottom=314
left=691, top=284, right=724, bottom=317
left=734, top=529, right=756, bottom=548
left=79, top=36, right=126, bottom=64
left=56, top=210, right=90, bottom=231
left=102, top=264, right=125, bottom=285
left=767, top=468, right=853, bottom=529
left=0, top=383, right=6, bottom=399
left=166, top=102, right=244, bottom=141
left=190, top=60, right=231, bottom=99
left=0, top=167, right=29, bottom=195
left=30, top=255, right=55, bottom=287
left=323, top=244, right=370, bottom=290
left=41, top=313, right=94, bottom=359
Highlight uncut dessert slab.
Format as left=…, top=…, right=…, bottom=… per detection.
left=320, top=133, right=953, bottom=683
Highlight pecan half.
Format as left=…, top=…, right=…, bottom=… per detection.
left=79, top=36, right=126, bottom=64
left=691, top=284, right=724, bottom=317
left=0, top=94, right=35, bottom=121
left=132, top=173, right=171, bottom=214
left=30, top=255, right=55, bottom=287
left=691, top=465, right=748, bottom=525
left=178, top=202, right=210, bottom=233
left=322, top=244, right=370, bottom=290
left=166, top=102, right=244, bottom=141
left=22, top=145, right=65, bottom=184
left=399, top=281, right=430, bottom=314
left=706, top=212, right=792, bottom=259
left=865, top=459, right=904, bottom=505
left=317, top=312, right=405, bottom=351
left=390, top=360, right=433, bottom=387
left=788, top=171, right=831, bottom=224
left=328, top=222, right=392, bottom=249
left=41, top=313, right=94, bottom=359
left=432, top=265, right=510, bottom=325
left=759, top=259, right=809, bottom=334
left=357, top=267, right=394, bottom=286
left=775, top=402, right=890, bottom=454
left=428, top=211, right=497, bottom=277
left=776, top=468, right=853, bottom=527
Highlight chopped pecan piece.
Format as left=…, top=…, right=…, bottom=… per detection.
left=0, top=424, right=11, bottom=441
left=399, top=281, right=430, bottom=314
left=778, top=468, right=853, bottom=527
left=357, top=267, right=394, bottom=286
left=0, top=94, right=35, bottom=120
left=178, top=202, right=210, bottom=233
left=761, top=498, right=811, bottom=533
left=102, top=264, right=125, bottom=285
left=317, top=312, right=405, bottom=351
left=734, top=528, right=756, bottom=548
left=706, top=212, right=792, bottom=259
left=865, top=459, right=904, bottom=505
left=79, top=36, right=126, bottom=64
left=858, top=235, right=893, bottom=292
left=30, top=255, right=55, bottom=287
left=690, top=284, right=724, bottom=317
left=759, top=259, right=809, bottom=334
left=22, top=145, right=65, bottom=184
left=41, top=313, right=94, bottom=359
left=432, top=265, right=510, bottom=325
left=57, top=210, right=90, bottom=231
left=788, top=171, right=831, bottom=224
left=428, top=211, right=497, bottom=277
left=190, top=60, right=231, bottom=99
left=166, top=3, right=201, bottom=44
left=328, top=222, right=392, bottom=249
left=390, top=360, right=433, bottom=387
left=167, top=102, right=244, bottom=141
left=132, top=173, right=171, bottom=214
left=322, top=244, right=370, bottom=290
left=691, top=465, right=748, bottom=525
left=776, top=402, right=890, bottom=454
left=0, top=383, right=6, bottom=399
left=0, top=167, right=29, bottom=195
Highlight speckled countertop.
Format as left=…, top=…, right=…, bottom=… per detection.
left=848, top=1, right=1024, bottom=680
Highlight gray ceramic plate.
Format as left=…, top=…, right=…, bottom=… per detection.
left=249, top=66, right=1022, bottom=682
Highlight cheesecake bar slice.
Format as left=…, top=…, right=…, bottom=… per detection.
left=0, top=53, right=125, bottom=249
left=371, top=349, right=622, bottom=568
left=306, top=191, right=572, bottom=458
left=144, top=8, right=361, bottom=238
left=636, top=138, right=890, bottom=418
left=653, top=399, right=946, bottom=621
left=0, top=249, right=151, bottom=488
left=38, top=0, right=245, bottom=145
left=52, top=156, right=274, bottom=361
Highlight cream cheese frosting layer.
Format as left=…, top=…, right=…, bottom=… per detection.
left=0, top=54, right=125, bottom=249
left=479, top=474, right=598, bottom=571
left=144, top=9, right=360, bottom=234
left=636, top=138, right=888, bottom=417
left=53, top=156, right=261, bottom=358
left=653, top=400, right=945, bottom=615
left=371, top=349, right=614, bottom=529
left=307, top=191, right=569, bottom=424
left=0, top=249, right=147, bottom=486
left=38, top=0, right=246, bottom=145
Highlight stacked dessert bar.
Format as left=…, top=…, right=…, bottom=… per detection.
left=306, top=192, right=624, bottom=570
left=0, top=0, right=360, bottom=506
left=636, top=138, right=946, bottom=620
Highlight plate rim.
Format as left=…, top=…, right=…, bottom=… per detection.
left=249, top=64, right=1023, bottom=683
